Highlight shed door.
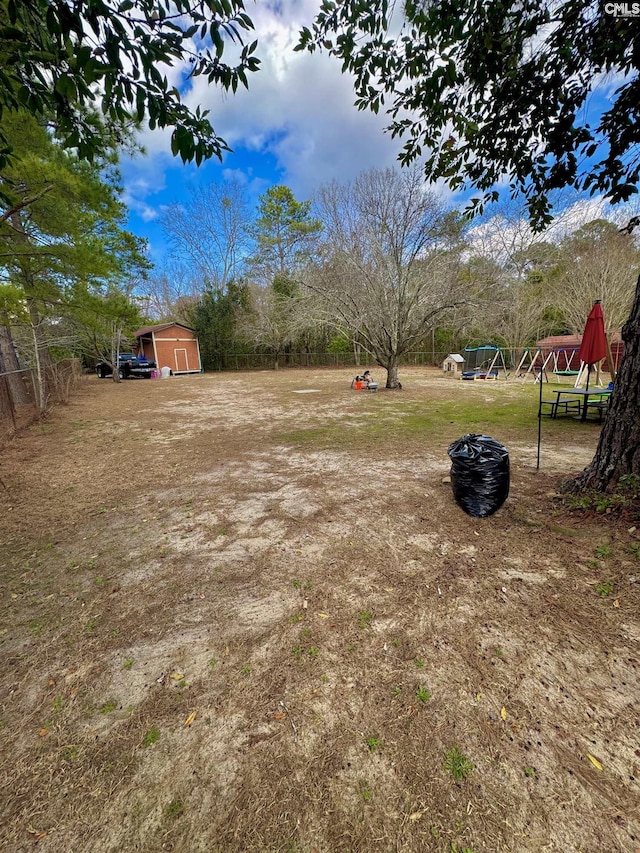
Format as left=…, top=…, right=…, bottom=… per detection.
left=174, top=348, right=188, bottom=372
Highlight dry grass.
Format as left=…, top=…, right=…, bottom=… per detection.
left=0, top=367, right=638, bottom=853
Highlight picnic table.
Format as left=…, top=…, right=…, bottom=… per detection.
left=544, top=387, right=612, bottom=422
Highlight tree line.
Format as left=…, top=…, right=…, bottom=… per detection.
left=150, top=172, right=639, bottom=390
left=2, top=122, right=638, bottom=403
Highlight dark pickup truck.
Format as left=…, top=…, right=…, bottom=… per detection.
left=96, top=353, right=156, bottom=379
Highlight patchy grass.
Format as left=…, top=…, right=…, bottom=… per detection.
left=0, top=367, right=637, bottom=853
left=143, top=726, right=160, bottom=747
left=416, top=685, right=432, bottom=703
left=275, top=385, right=542, bottom=450
left=366, top=735, right=382, bottom=753
left=443, top=746, right=474, bottom=781
left=596, top=580, right=615, bottom=597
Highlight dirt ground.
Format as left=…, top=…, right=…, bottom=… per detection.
left=0, top=367, right=638, bottom=853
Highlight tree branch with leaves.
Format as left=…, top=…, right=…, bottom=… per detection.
left=0, top=0, right=260, bottom=168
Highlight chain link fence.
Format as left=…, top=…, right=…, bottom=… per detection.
left=211, top=350, right=531, bottom=371
left=211, top=351, right=456, bottom=370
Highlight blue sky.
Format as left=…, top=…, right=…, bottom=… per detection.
left=118, top=0, right=414, bottom=265
left=117, top=1, right=632, bottom=269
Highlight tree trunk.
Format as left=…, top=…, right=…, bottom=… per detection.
left=568, top=274, right=640, bottom=492
left=0, top=324, right=31, bottom=404
left=10, top=214, right=52, bottom=410
left=385, top=355, right=400, bottom=388
left=110, top=321, right=123, bottom=383
left=28, top=300, right=52, bottom=412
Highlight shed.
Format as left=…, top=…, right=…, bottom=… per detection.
left=442, top=353, right=465, bottom=375
left=133, top=323, right=202, bottom=375
left=536, top=332, right=623, bottom=374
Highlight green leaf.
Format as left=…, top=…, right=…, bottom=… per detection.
left=211, top=26, right=224, bottom=58
left=55, top=75, right=78, bottom=100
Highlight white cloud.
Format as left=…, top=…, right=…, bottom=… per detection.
left=125, top=197, right=161, bottom=223
left=120, top=0, right=408, bottom=217
left=184, top=2, right=407, bottom=192
left=467, top=193, right=613, bottom=263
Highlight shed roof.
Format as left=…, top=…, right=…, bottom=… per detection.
left=536, top=332, right=621, bottom=349
left=444, top=353, right=465, bottom=362
left=133, top=322, right=195, bottom=336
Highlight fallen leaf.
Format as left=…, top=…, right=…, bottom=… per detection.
left=587, top=753, right=603, bottom=771
left=274, top=712, right=286, bottom=720
left=476, top=693, right=482, bottom=702
left=613, top=599, right=620, bottom=607
left=38, top=728, right=49, bottom=737
left=409, top=808, right=427, bottom=821
left=170, top=672, right=184, bottom=680
left=48, top=678, right=56, bottom=687
left=317, top=612, right=330, bottom=618
left=500, top=707, right=507, bottom=721
left=28, top=827, right=48, bottom=840
left=183, top=711, right=197, bottom=727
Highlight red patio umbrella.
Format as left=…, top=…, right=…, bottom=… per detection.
left=537, top=300, right=608, bottom=466
left=579, top=300, right=607, bottom=366
left=578, top=300, right=607, bottom=420
left=579, top=300, right=607, bottom=391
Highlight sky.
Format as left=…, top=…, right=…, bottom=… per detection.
left=117, top=0, right=632, bottom=270
left=119, top=0, right=417, bottom=266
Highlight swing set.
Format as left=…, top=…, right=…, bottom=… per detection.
left=516, top=346, right=596, bottom=384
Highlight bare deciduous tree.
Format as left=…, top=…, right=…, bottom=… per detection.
left=307, top=167, right=466, bottom=387
left=142, top=261, right=201, bottom=323
left=553, top=220, right=640, bottom=337
left=238, top=282, right=310, bottom=370
left=160, top=178, right=251, bottom=291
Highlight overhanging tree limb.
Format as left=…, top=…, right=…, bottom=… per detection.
left=297, top=2, right=640, bottom=231
left=0, top=0, right=261, bottom=167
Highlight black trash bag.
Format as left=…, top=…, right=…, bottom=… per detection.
left=447, top=434, right=510, bottom=518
